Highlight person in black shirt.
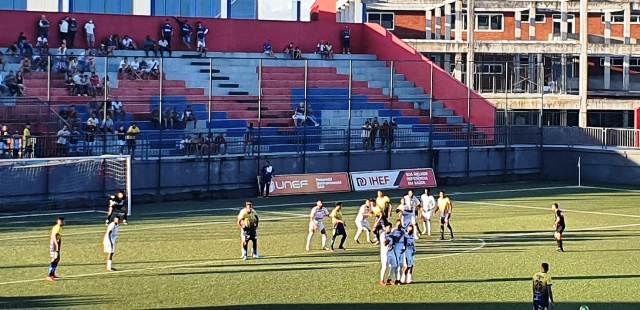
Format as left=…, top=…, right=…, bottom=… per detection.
left=552, top=203, right=565, bottom=252
left=175, top=17, right=192, bottom=49
left=259, top=161, right=274, bottom=198
left=370, top=117, right=380, bottom=151
left=341, top=26, right=351, bottom=54
left=37, top=15, right=50, bottom=39
left=68, top=18, right=78, bottom=48
left=106, top=191, right=128, bottom=225
left=160, top=19, right=173, bottom=48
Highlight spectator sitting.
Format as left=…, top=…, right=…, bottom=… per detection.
left=179, top=134, right=192, bottom=155
left=111, top=98, right=125, bottom=121
left=316, top=40, right=326, bottom=58
left=143, top=35, right=157, bottom=57
left=22, top=42, right=34, bottom=59
left=151, top=107, right=161, bottom=127
left=102, top=115, right=115, bottom=133
left=293, top=46, right=303, bottom=60
left=118, top=57, right=131, bottom=77
left=283, top=42, right=295, bottom=58
left=0, top=72, right=9, bottom=95
left=193, top=133, right=206, bottom=156
left=101, top=76, right=111, bottom=94
left=4, top=71, right=21, bottom=96
left=183, top=105, right=196, bottom=129
left=32, top=55, right=47, bottom=72
left=14, top=71, right=25, bottom=96
left=129, top=58, right=143, bottom=80
left=292, top=102, right=319, bottom=127
left=162, top=108, right=173, bottom=129
left=16, top=32, right=27, bottom=56
left=7, top=42, right=18, bottom=57
left=19, top=57, right=31, bottom=74
left=0, top=51, right=5, bottom=71
left=106, top=35, right=118, bottom=54
left=158, top=38, right=171, bottom=57
left=86, top=112, right=100, bottom=131
left=72, top=72, right=89, bottom=96
left=89, top=73, right=100, bottom=96
left=213, top=133, right=227, bottom=155
left=36, top=35, right=49, bottom=55
left=144, top=58, right=159, bottom=80
left=263, top=40, right=275, bottom=58
left=58, top=40, right=67, bottom=56
left=121, top=35, right=137, bottom=50
left=325, top=42, right=334, bottom=59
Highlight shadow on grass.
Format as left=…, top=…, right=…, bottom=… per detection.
left=412, top=273, right=640, bottom=285
left=157, top=302, right=640, bottom=310
left=0, top=294, right=110, bottom=309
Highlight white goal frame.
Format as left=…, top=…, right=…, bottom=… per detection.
left=0, top=154, right=132, bottom=215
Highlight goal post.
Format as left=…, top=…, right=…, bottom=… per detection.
left=0, top=155, right=132, bottom=214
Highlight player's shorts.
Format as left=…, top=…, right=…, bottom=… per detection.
left=355, top=219, right=370, bottom=231
left=404, top=250, right=415, bottom=267
left=241, top=227, right=257, bottom=240
left=49, top=246, right=60, bottom=260
left=103, top=239, right=116, bottom=254
left=533, top=300, right=549, bottom=310
left=333, top=222, right=346, bottom=235
left=555, top=225, right=565, bottom=234
left=422, top=209, right=433, bottom=220
left=440, top=213, right=451, bottom=224
left=387, top=251, right=399, bottom=268
left=197, top=40, right=205, bottom=48
left=309, top=220, right=326, bottom=233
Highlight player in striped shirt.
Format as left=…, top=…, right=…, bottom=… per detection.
left=46, top=217, right=64, bottom=281
left=306, top=200, right=330, bottom=251
left=103, top=217, right=120, bottom=271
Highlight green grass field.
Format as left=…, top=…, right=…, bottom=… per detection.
left=1, top=182, right=640, bottom=309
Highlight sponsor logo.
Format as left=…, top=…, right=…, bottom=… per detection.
left=350, top=168, right=436, bottom=191
left=268, top=173, right=350, bottom=196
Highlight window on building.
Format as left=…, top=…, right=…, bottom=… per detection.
left=72, top=0, right=132, bottom=14
left=0, top=0, right=26, bottom=10
left=153, top=0, right=222, bottom=17
left=479, top=64, right=503, bottom=74
left=476, top=14, right=503, bottom=31
left=230, top=0, right=257, bottom=19
left=602, top=14, right=640, bottom=24
left=521, top=14, right=545, bottom=23
left=367, top=12, right=394, bottom=30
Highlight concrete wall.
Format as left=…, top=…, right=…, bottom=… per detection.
left=544, top=147, right=640, bottom=186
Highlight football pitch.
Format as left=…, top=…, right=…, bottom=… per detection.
left=1, top=182, right=640, bottom=309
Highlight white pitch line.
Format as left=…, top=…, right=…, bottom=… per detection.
left=581, top=186, right=640, bottom=194
left=0, top=210, right=97, bottom=220
left=0, top=213, right=309, bottom=242
left=457, top=200, right=640, bottom=219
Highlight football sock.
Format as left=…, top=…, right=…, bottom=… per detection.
left=330, top=234, right=337, bottom=249
left=321, top=234, right=327, bottom=248
left=447, top=224, right=454, bottom=238
left=305, top=233, right=313, bottom=250
left=241, top=247, right=247, bottom=257
left=47, top=264, right=54, bottom=276
left=559, top=240, right=564, bottom=251
left=440, top=225, right=445, bottom=239
left=339, top=234, right=346, bottom=248
left=252, top=240, right=258, bottom=255
left=107, top=260, right=112, bottom=270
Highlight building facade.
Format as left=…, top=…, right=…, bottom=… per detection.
left=352, top=0, right=640, bottom=128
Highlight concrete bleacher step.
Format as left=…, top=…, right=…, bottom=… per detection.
left=211, top=76, right=230, bottom=80
left=228, top=91, right=249, bottom=96
left=198, top=68, right=222, bottom=74
left=218, top=83, right=240, bottom=88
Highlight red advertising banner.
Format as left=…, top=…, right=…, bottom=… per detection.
left=350, top=168, right=437, bottom=191
left=268, top=173, right=351, bottom=196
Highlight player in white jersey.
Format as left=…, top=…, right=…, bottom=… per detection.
left=401, top=224, right=417, bottom=284
left=397, top=198, right=412, bottom=230
left=403, top=190, right=421, bottom=239
left=306, top=200, right=330, bottom=251
left=378, top=222, right=392, bottom=286
left=420, top=188, right=437, bottom=236
left=354, top=199, right=373, bottom=244
left=386, top=219, right=405, bottom=285
left=103, top=217, right=120, bottom=271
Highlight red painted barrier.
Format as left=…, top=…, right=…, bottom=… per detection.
left=0, top=10, right=364, bottom=54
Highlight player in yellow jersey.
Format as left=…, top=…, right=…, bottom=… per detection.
left=376, top=191, right=392, bottom=222
left=46, top=217, right=65, bottom=281
left=436, top=191, right=454, bottom=241
left=329, top=202, right=347, bottom=251
left=533, top=263, right=554, bottom=310
left=237, top=201, right=260, bottom=260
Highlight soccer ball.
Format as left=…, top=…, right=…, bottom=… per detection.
left=579, top=306, right=590, bottom=310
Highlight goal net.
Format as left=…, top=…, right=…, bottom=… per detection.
left=0, top=155, right=132, bottom=214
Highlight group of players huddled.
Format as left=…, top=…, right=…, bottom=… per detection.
left=236, top=188, right=456, bottom=286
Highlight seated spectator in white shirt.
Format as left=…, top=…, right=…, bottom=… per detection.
left=121, top=35, right=137, bottom=50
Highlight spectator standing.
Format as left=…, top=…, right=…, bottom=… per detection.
left=68, top=18, right=78, bottom=48
left=111, top=98, right=124, bottom=121
left=0, top=125, right=9, bottom=158
left=115, top=126, right=126, bottom=154
left=183, top=105, right=196, bottom=129
left=196, top=21, right=208, bottom=57
left=84, top=19, right=96, bottom=48
left=126, top=123, right=140, bottom=158
left=38, top=15, right=50, bottom=39
left=370, top=117, right=380, bottom=151
left=389, top=118, right=398, bottom=147
left=56, top=125, right=70, bottom=156
left=380, top=120, right=390, bottom=149
left=22, top=123, right=33, bottom=158
left=143, top=35, right=157, bottom=57
left=361, top=120, right=371, bottom=150
left=213, top=133, right=227, bottom=155
left=259, top=161, right=274, bottom=198
left=85, top=116, right=98, bottom=154
left=59, top=17, right=70, bottom=45
left=158, top=38, right=171, bottom=57
left=160, top=19, right=173, bottom=48
left=36, top=35, right=49, bottom=55
left=293, top=46, right=302, bottom=60
left=11, top=131, right=21, bottom=158
left=244, top=123, right=254, bottom=156
left=16, top=32, right=27, bottom=56
left=341, top=26, right=351, bottom=54
left=176, top=18, right=193, bottom=49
